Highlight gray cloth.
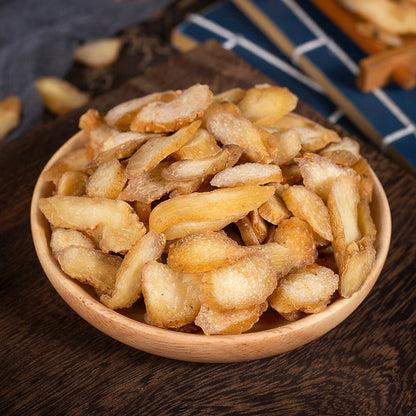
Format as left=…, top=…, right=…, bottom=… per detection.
left=0, top=0, right=174, bottom=143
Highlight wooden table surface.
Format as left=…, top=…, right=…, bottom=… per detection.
left=1, top=38, right=415, bottom=416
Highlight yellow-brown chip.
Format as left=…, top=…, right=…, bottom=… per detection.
left=0, top=95, right=21, bottom=141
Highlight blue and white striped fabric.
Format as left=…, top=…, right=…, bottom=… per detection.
left=173, top=0, right=416, bottom=174
left=173, top=1, right=359, bottom=136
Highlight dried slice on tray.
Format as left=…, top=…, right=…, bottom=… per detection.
left=130, top=84, right=213, bottom=133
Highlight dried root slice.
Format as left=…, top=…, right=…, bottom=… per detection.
left=35, top=76, right=89, bottom=115
left=249, top=242, right=297, bottom=280
left=41, top=148, right=89, bottom=186
left=258, top=194, right=291, bottom=225
left=236, top=216, right=260, bottom=246
left=195, top=302, right=268, bottom=335
left=101, top=231, right=166, bottom=310
left=269, top=264, right=339, bottom=314
left=274, top=217, right=317, bottom=271
left=338, top=237, right=376, bottom=298
left=0, top=95, right=21, bottom=141
left=126, top=120, right=200, bottom=178
left=268, top=129, right=302, bottom=166
left=50, top=228, right=95, bottom=257
left=210, top=162, right=282, bottom=188
left=105, top=90, right=179, bottom=130
left=201, top=253, right=277, bottom=311
left=120, top=161, right=200, bottom=203
left=296, top=153, right=359, bottom=202
left=213, top=87, right=246, bottom=103
left=162, top=214, right=246, bottom=241
left=161, top=145, right=240, bottom=182
left=149, top=185, right=275, bottom=236
left=281, top=163, right=302, bottom=185
left=141, top=261, right=201, bottom=329
left=281, top=185, right=333, bottom=241
left=39, top=196, right=146, bottom=253
left=352, top=157, right=374, bottom=203
left=100, top=131, right=156, bottom=153
left=319, top=137, right=361, bottom=166
left=167, top=231, right=249, bottom=273
left=86, top=159, right=127, bottom=199
left=58, top=246, right=121, bottom=293
left=357, top=199, right=377, bottom=245
left=131, top=84, right=213, bottom=133
left=56, top=171, right=88, bottom=196
left=201, top=100, right=242, bottom=128
left=173, top=128, right=220, bottom=160
left=293, top=126, right=341, bottom=152
left=327, top=174, right=362, bottom=265
left=207, top=110, right=275, bottom=163
left=74, top=37, right=123, bottom=68
left=250, top=209, right=269, bottom=244
left=238, top=85, right=298, bottom=126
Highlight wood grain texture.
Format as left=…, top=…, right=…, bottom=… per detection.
left=0, top=40, right=415, bottom=416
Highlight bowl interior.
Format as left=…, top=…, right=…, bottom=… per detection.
left=30, top=131, right=391, bottom=362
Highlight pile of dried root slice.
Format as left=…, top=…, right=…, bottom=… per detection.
left=39, top=83, right=377, bottom=335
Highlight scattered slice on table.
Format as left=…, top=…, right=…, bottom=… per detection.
left=74, top=37, right=123, bottom=68
left=0, top=95, right=21, bottom=141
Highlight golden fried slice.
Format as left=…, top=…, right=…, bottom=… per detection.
left=293, top=126, right=341, bottom=152
left=258, top=194, right=291, bottom=225
left=56, top=171, right=88, bottom=196
left=238, top=85, right=298, bottom=126
left=149, top=185, right=275, bottom=236
left=352, top=157, right=374, bottom=203
left=172, top=128, right=221, bottom=160
left=249, top=242, right=294, bottom=279
left=268, top=129, right=302, bottom=166
left=281, top=185, right=333, bottom=241
left=327, top=174, right=362, bottom=257
left=0, top=95, right=21, bottom=141
left=131, top=84, right=213, bottom=133
left=58, top=246, right=121, bottom=293
left=195, top=302, right=268, bottom=335
left=101, top=231, right=166, bottom=310
left=141, top=261, right=201, bottom=329
left=319, top=137, right=361, bottom=166
left=213, top=87, right=246, bottom=103
left=201, top=252, right=277, bottom=310
left=296, top=153, right=359, bottom=202
left=35, top=76, right=89, bottom=115
left=236, top=216, right=260, bottom=246
left=250, top=209, right=269, bottom=243
left=74, top=37, right=123, bottom=68
left=162, top=214, right=247, bottom=241
left=41, top=147, right=89, bottom=186
left=274, top=217, right=317, bottom=271
left=357, top=199, right=377, bottom=245
left=281, top=163, right=303, bottom=185
left=39, top=196, right=146, bottom=253
left=105, top=90, right=179, bottom=130
left=50, top=228, right=95, bottom=257
left=86, top=159, right=127, bottom=199
left=206, top=110, right=276, bottom=163
left=210, top=162, right=282, bottom=188
left=100, top=131, right=157, bottom=153
left=338, top=237, right=376, bottom=298
left=201, top=100, right=242, bottom=128
left=167, top=231, right=249, bottom=273
left=126, top=120, right=200, bottom=178
left=120, top=161, right=201, bottom=203
left=269, top=264, right=339, bottom=314
left=161, top=145, right=240, bottom=182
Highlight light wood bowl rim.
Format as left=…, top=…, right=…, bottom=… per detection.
left=30, top=131, right=391, bottom=363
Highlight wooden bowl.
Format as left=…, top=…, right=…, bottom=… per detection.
left=31, top=131, right=391, bottom=363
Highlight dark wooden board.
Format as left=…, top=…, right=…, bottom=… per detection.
left=0, top=40, right=415, bottom=416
